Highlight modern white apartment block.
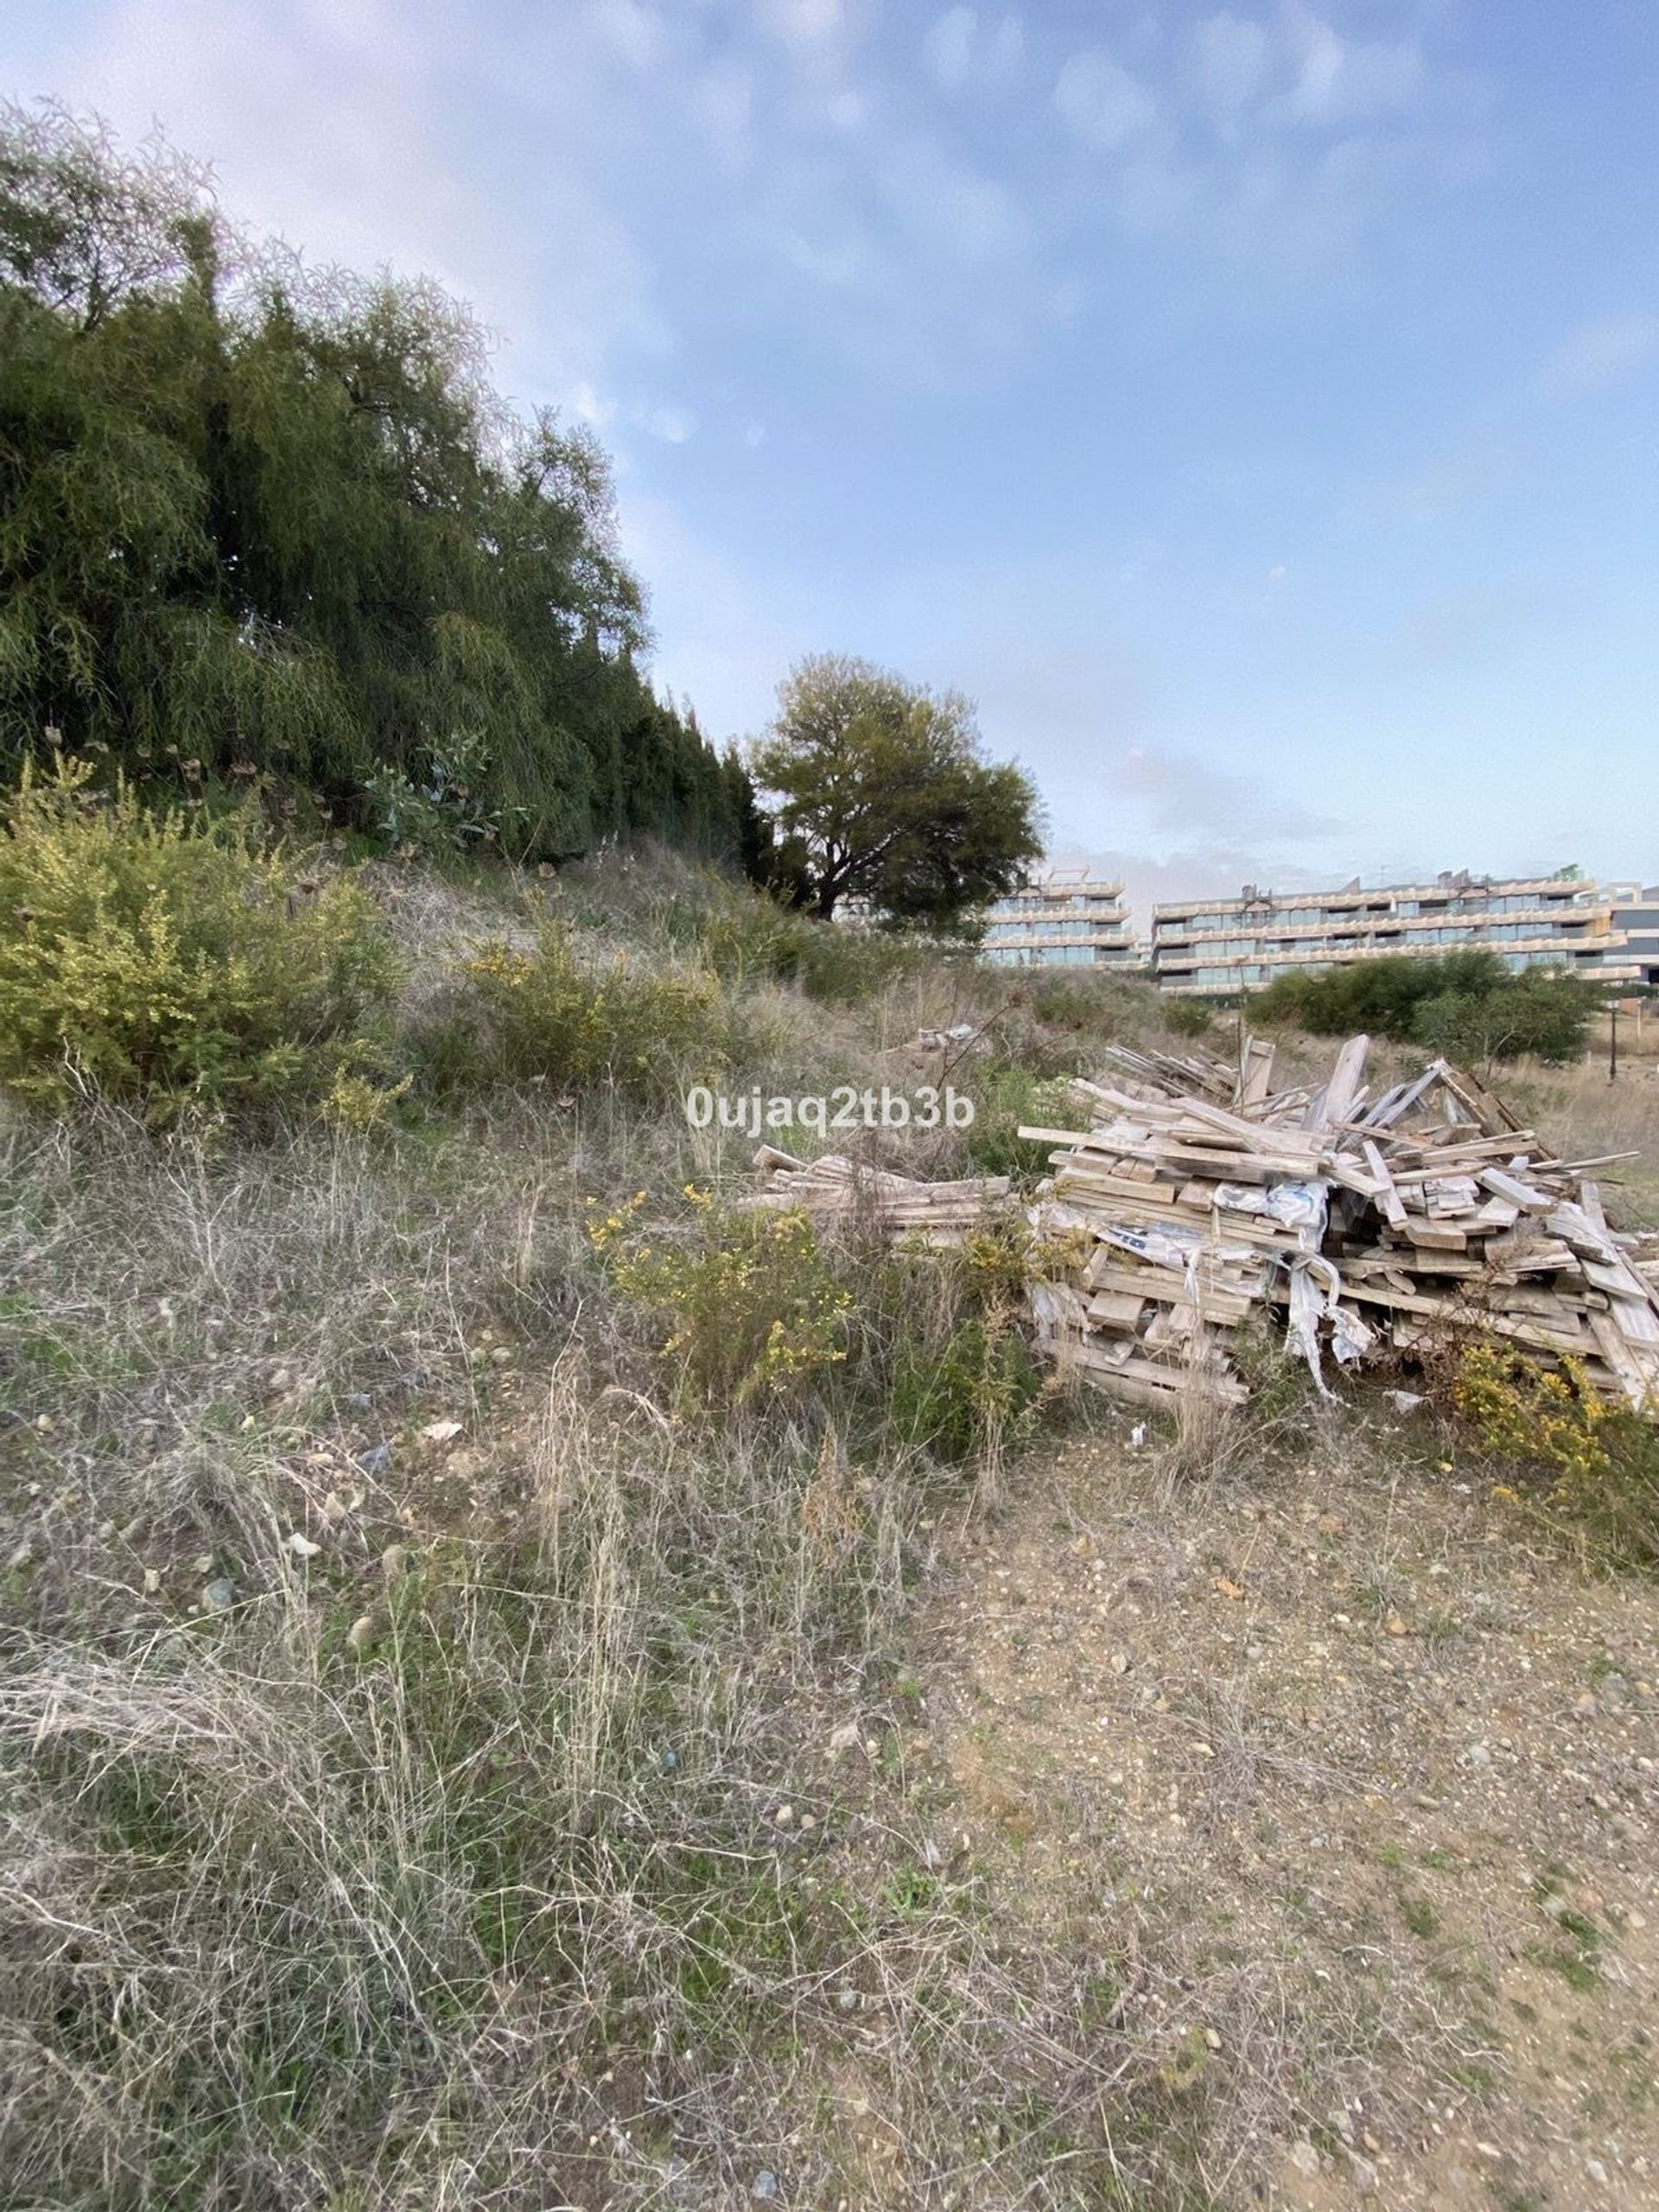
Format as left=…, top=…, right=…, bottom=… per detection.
left=1609, top=885, right=1659, bottom=989
left=1150, top=871, right=1653, bottom=996
left=981, top=867, right=1141, bottom=969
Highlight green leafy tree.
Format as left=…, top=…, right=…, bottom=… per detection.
left=748, top=652, right=1042, bottom=926
left=1413, top=969, right=1597, bottom=1066
left=1254, top=949, right=1598, bottom=1064
left=0, top=103, right=758, bottom=867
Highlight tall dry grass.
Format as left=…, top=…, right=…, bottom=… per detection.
left=14, top=844, right=1642, bottom=2204
left=1502, top=1054, right=1659, bottom=1228
left=0, top=1103, right=1207, bottom=2209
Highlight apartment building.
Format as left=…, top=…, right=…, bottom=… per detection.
left=1609, top=885, right=1659, bottom=989
left=981, top=868, right=1140, bottom=969
left=1151, top=871, right=1649, bottom=996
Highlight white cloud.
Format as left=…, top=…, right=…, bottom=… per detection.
left=1392, top=588, right=1530, bottom=667
left=1191, top=11, right=1269, bottom=119
left=1053, top=47, right=1159, bottom=149
left=874, top=135, right=1028, bottom=262
left=922, top=6, right=975, bottom=90
left=582, top=0, right=665, bottom=73
left=1272, top=4, right=1424, bottom=129
left=56, top=0, right=667, bottom=403
left=780, top=221, right=880, bottom=289
left=618, top=490, right=823, bottom=742
left=1110, top=148, right=1199, bottom=239
left=1107, top=741, right=1340, bottom=843
left=45, top=0, right=1469, bottom=423
left=687, top=61, right=756, bottom=175
left=637, top=402, right=696, bottom=443
left=824, top=88, right=867, bottom=130
left=1049, top=842, right=1332, bottom=931
left=1539, top=313, right=1659, bottom=398
left=570, top=381, right=615, bottom=427
left=755, top=0, right=843, bottom=48
left=922, top=8, right=1024, bottom=95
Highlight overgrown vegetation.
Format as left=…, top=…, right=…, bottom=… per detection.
left=592, top=1187, right=854, bottom=1408
left=446, top=925, right=753, bottom=1103
left=1457, top=1344, right=1659, bottom=1567
left=876, top=1226, right=1050, bottom=1468
left=0, top=103, right=760, bottom=863
left=1253, top=947, right=1599, bottom=1065
left=0, top=820, right=1654, bottom=2208
left=6, top=86, right=1656, bottom=2212
left=0, top=753, right=400, bottom=1122
left=0, top=1081, right=1196, bottom=2209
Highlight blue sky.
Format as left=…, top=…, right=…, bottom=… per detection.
left=5, top=0, right=1656, bottom=915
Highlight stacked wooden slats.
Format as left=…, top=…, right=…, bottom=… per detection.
left=1020, top=1036, right=1659, bottom=1413
left=1019, top=1064, right=1338, bottom=1408
left=1323, top=1058, right=1659, bottom=1406
left=741, top=1146, right=1011, bottom=1249
left=741, top=1039, right=1659, bottom=1414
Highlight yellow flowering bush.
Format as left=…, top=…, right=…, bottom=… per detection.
left=459, top=927, right=744, bottom=1100
left=1454, top=1344, right=1659, bottom=1568
left=1454, top=1346, right=1611, bottom=1491
left=589, top=1186, right=852, bottom=1409
left=0, top=756, right=402, bottom=1123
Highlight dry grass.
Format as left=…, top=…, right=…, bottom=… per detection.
left=922, top=1427, right=1659, bottom=2209
left=2, top=852, right=1655, bottom=2209
left=0, top=1099, right=1207, bottom=2209
left=1503, top=1054, right=1659, bottom=1227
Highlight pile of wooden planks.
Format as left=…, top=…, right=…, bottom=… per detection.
left=741, top=1037, right=1659, bottom=1414
left=1020, top=1035, right=1659, bottom=1413
left=741, top=1146, right=1011, bottom=1250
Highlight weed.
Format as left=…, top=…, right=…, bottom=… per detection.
left=958, top=1061, right=1082, bottom=1179
left=449, top=922, right=753, bottom=1101
left=1457, top=1345, right=1659, bottom=1569
left=364, top=729, right=527, bottom=855
left=1526, top=1942, right=1601, bottom=1993
left=591, top=1187, right=853, bottom=1409
left=0, top=755, right=401, bottom=1124
left=1400, top=1894, right=1440, bottom=1940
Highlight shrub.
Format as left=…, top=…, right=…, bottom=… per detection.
left=0, top=756, right=401, bottom=1123
left=1455, top=1345, right=1609, bottom=1483
left=1011, top=967, right=1139, bottom=1039
left=1454, top=1344, right=1659, bottom=1568
left=454, top=925, right=750, bottom=1099
left=695, top=893, right=919, bottom=1003
left=363, top=729, right=526, bottom=855
left=590, top=1189, right=852, bottom=1409
left=1414, top=969, right=1595, bottom=1066
left=864, top=1216, right=1061, bottom=1469
left=545, top=854, right=921, bottom=1003
left=960, top=1064, right=1089, bottom=1179
left=1254, top=948, right=1598, bottom=1063
left=887, top=1308, right=1040, bottom=1465
left=1162, top=998, right=1215, bottom=1039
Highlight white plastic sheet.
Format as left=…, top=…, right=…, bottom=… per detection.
left=1286, top=1253, right=1375, bottom=1397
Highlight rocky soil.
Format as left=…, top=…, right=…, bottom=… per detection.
left=913, top=1412, right=1659, bottom=2209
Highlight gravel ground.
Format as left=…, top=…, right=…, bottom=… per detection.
left=915, top=1410, right=1659, bottom=2209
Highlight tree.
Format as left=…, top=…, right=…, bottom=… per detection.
left=748, top=653, right=1042, bottom=927
left=0, top=103, right=762, bottom=868
left=1254, top=949, right=1598, bottom=1065
left=1413, top=969, right=1598, bottom=1067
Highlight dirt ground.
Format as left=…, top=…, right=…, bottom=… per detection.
left=913, top=1410, right=1659, bottom=2209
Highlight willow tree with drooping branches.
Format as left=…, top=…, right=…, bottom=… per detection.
left=0, top=102, right=755, bottom=861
